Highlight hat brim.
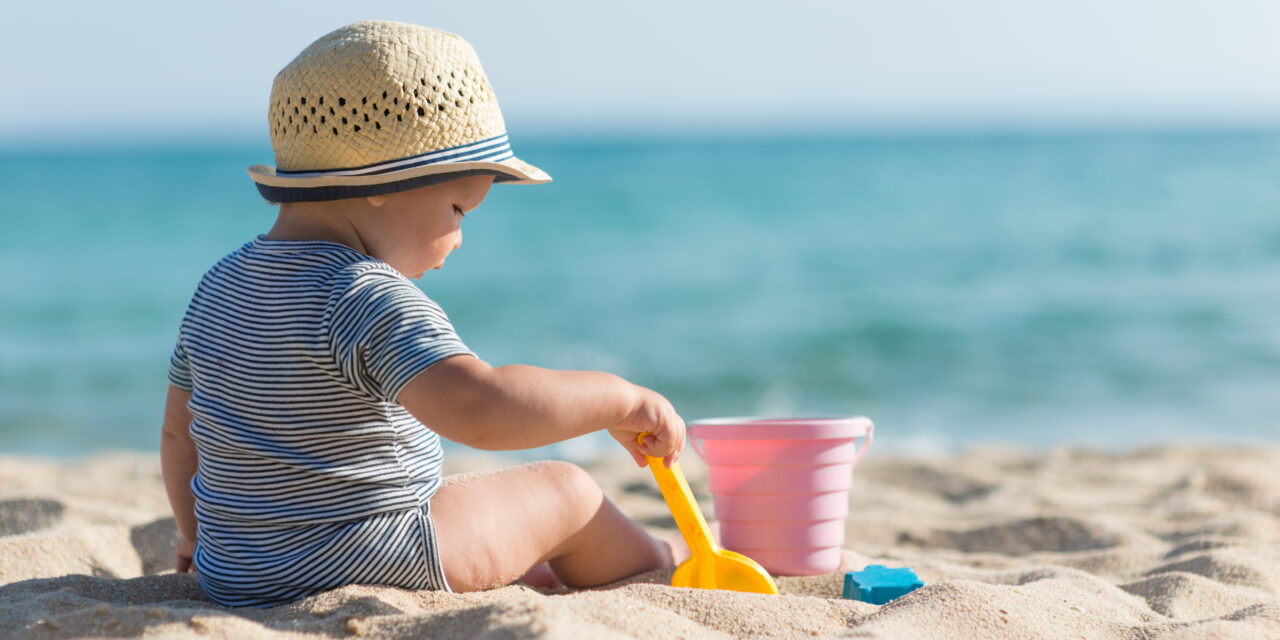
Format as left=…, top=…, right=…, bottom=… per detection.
left=247, top=155, right=551, bottom=203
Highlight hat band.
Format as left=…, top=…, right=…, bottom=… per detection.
left=276, top=134, right=513, bottom=178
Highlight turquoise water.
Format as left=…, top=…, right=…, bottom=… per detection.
left=2, top=131, right=1279, bottom=457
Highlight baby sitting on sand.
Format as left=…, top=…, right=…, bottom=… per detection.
left=159, top=20, right=685, bottom=608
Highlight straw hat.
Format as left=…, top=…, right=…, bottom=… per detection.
left=248, top=20, right=550, bottom=202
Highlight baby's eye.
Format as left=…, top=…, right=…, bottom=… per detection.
left=453, top=205, right=465, bottom=217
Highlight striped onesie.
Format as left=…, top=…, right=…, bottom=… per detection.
left=168, top=236, right=473, bottom=607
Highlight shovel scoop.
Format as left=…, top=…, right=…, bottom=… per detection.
left=639, top=433, right=779, bottom=595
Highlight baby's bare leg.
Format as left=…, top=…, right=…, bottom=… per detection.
left=430, top=460, right=673, bottom=591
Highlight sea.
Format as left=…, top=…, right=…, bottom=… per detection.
left=2, top=129, right=1279, bottom=459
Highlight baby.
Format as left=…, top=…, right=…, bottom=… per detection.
left=160, top=20, right=685, bottom=608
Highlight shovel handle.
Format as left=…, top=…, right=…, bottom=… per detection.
left=639, top=433, right=717, bottom=558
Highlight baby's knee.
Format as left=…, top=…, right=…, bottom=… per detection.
left=527, top=460, right=602, bottom=509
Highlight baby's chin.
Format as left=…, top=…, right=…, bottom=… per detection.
left=412, top=265, right=444, bottom=279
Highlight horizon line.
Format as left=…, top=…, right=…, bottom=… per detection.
left=3, top=120, right=1280, bottom=153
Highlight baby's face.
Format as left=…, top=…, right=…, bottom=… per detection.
left=372, top=175, right=494, bottom=278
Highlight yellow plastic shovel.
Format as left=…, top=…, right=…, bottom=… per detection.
left=639, top=433, right=779, bottom=595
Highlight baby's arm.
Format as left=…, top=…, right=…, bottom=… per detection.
left=159, top=385, right=198, bottom=572
left=398, top=355, right=684, bottom=466
left=399, top=355, right=687, bottom=590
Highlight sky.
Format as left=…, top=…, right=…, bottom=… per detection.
left=2, top=0, right=1279, bottom=144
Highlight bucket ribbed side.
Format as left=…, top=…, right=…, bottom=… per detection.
left=689, top=417, right=872, bottom=576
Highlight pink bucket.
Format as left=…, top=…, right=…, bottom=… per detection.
left=688, top=416, right=873, bottom=575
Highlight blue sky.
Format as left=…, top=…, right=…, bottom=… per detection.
left=2, top=0, right=1278, bottom=143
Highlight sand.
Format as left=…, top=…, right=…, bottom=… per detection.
left=2, top=446, right=1279, bottom=639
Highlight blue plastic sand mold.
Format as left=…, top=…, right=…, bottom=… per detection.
left=842, top=565, right=925, bottom=604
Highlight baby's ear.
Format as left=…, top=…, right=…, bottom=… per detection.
left=366, top=195, right=389, bottom=208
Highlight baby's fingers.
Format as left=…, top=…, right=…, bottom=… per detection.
left=651, top=414, right=687, bottom=464
left=615, top=432, right=648, bottom=467
left=626, top=442, right=648, bottom=468
left=636, top=431, right=679, bottom=468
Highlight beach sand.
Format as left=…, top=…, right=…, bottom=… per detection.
left=2, top=446, right=1278, bottom=639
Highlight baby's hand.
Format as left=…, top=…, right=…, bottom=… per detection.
left=175, top=534, right=196, bottom=574
left=608, top=385, right=685, bottom=468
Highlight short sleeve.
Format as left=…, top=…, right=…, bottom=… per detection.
left=329, top=268, right=474, bottom=402
left=168, top=340, right=193, bottom=391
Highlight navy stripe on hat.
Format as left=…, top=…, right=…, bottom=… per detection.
left=255, top=169, right=516, bottom=203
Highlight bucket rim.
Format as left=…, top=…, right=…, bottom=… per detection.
left=687, top=415, right=873, bottom=440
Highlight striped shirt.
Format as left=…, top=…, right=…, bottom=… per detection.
left=168, top=236, right=472, bottom=606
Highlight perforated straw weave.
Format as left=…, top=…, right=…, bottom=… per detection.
left=247, top=21, right=549, bottom=202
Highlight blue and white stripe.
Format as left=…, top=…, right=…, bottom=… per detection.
left=276, top=134, right=513, bottom=178
left=169, top=236, right=471, bottom=607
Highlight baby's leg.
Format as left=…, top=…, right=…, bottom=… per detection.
left=430, top=460, right=673, bottom=591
